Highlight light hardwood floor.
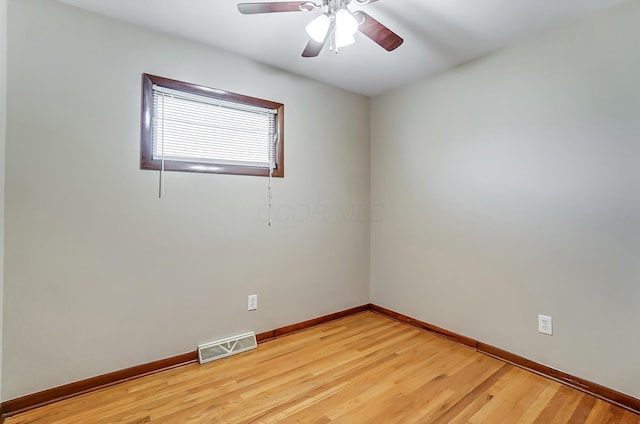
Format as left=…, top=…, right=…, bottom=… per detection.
left=6, top=312, right=639, bottom=423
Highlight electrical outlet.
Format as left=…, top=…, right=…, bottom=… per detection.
left=538, top=314, right=552, bottom=335
left=248, top=294, right=258, bottom=311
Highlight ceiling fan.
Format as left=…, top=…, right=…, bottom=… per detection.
left=237, top=0, right=404, bottom=57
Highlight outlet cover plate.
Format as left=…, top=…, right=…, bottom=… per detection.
left=248, top=294, right=257, bottom=311
left=538, top=314, right=552, bottom=335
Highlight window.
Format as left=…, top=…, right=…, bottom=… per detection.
left=141, top=73, right=284, bottom=177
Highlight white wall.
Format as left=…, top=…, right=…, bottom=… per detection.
left=3, top=0, right=370, bottom=399
left=371, top=0, right=640, bottom=398
left=0, top=0, right=7, bottom=402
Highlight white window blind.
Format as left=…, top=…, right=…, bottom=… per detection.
left=152, top=84, right=278, bottom=169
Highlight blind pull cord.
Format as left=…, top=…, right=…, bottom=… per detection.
left=268, top=132, right=277, bottom=227
left=268, top=166, right=273, bottom=226
left=159, top=91, right=166, bottom=199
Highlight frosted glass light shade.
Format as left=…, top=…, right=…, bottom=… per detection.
left=335, top=32, right=355, bottom=48
left=336, top=9, right=358, bottom=35
left=306, top=14, right=330, bottom=42
left=335, top=8, right=358, bottom=48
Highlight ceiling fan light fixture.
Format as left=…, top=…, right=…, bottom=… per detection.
left=335, top=32, right=355, bottom=48
left=334, top=8, right=358, bottom=48
left=336, top=8, right=358, bottom=36
left=306, top=13, right=330, bottom=42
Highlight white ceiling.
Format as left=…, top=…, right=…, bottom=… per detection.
left=58, top=0, right=627, bottom=96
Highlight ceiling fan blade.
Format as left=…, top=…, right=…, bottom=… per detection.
left=354, top=11, right=403, bottom=51
left=302, top=39, right=325, bottom=57
left=301, top=21, right=334, bottom=57
left=238, top=2, right=317, bottom=14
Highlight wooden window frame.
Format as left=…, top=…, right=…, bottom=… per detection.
left=140, top=73, right=284, bottom=177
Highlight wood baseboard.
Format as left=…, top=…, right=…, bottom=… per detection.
left=255, top=304, right=370, bottom=342
left=2, top=303, right=637, bottom=421
left=370, top=304, right=640, bottom=416
left=478, top=342, right=640, bottom=415
left=369, top=304, right=477, bottom=348
left=0, top=351, right=198, bottom=421
left=0, top=304, right=370, bottom=421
